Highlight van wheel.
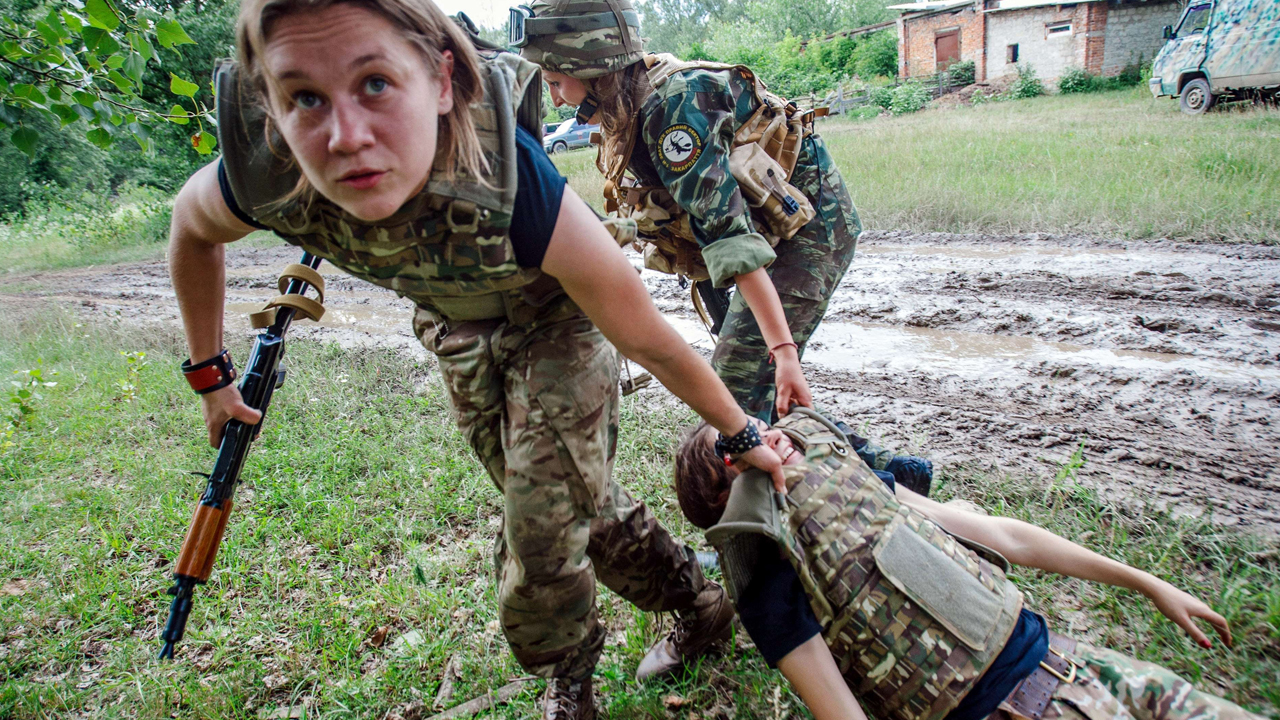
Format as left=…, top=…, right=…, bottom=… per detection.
left=552, top=141, right=568, bottom=154
left=1179, top=78, right=1214, bottom=115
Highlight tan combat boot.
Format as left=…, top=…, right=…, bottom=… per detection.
left=543, top=677, right=595, bottom=720
left=636, top=581, right=735, bottom=681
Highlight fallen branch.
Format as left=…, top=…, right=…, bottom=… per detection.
left=425, top=678, right=535, bottom=720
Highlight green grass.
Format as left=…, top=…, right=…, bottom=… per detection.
left=821, top=88, right=1280, bottom=242
left=554, top=88, right=1280, bottom=243
left=1, top=309, right=1276, bottom=718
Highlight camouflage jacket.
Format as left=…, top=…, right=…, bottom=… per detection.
left=600, top=58, right=787, bottom=286
left=215, top=51, right=568, bottom=325
left=706, top=408, right=1023, bottom=720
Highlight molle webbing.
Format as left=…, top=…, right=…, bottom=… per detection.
left=707, top=409, right=1024, bottom=720
left=215, top=52, right=561, bottom=325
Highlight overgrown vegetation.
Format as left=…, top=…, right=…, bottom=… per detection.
left=1059, top=63, right=1149, bottom=95
left=0, top=311, right=1275, bottom=718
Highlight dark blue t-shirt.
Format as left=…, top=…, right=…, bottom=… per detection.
left=218, top=124, right=566, bottom=269
left=734, top=470, right=1047, bottom=719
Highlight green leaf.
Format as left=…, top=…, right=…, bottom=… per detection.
left=13, top=84, right=47, bottom=105
left=123, top=52, right=145, bottom=84
left=45, top=83, right=63, bottom=101
left=85, top=0, right=120, bottom=31
left=62, top=11, right=84, bottom=33
left=128, top=121, right=150, bottom=151
left=107, top=69, right=133, bottom=94
left=73, top=91, right=97, bottom=107
left=105, top=54, right=124, bottom=69
left=169, top=73, right=198, bottom=98
left=36, top=21, right=63, bottom=46
left=11, top=127, right=38, bottom=157
left=167, top=104, right=189, bottom=124
left=51, top=103, right=79, bottom=126
left=80, top=26, right=105, bottom=53
left=192, top=129, right=216, bottom=155
left=155, top=18, right=195, bottom=49
left=86, top=127, right=112, bottom=148
left=127, top=32, right=153, bottom=63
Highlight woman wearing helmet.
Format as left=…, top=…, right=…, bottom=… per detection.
left=513, top=0, right=863, bottom=427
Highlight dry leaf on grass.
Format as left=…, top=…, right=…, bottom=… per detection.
left=369, top=625, right=389, bottom=648
left=664, top=695, right=690, bottom=710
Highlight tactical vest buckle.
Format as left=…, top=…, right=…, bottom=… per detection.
left=446, top=200, right=484, bottom=233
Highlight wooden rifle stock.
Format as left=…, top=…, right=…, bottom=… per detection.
left=159, top=251, right=323, bottom=661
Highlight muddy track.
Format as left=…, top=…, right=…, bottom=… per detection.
left=4, top=232, right=1278, bottom=530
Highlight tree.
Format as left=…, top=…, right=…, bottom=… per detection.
left=0, top=0, right=213, bottom=160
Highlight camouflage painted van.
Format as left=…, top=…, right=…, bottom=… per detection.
left=1149, top=0, right=1280, bottom=114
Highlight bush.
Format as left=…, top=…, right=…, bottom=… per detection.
left=854, top=30, right=899, bottom=80
left=946, top=60, right=976, bottom=88
left=1058, top=67, right=1095, bottom=94
left=1009, top=64, right=1044, bottom=99
left=870, top=86, right=895, bottom=110
left=890, top=82, right=930, bottom=115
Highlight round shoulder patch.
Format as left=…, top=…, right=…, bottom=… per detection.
left=657, top=124, right=703, bottom=174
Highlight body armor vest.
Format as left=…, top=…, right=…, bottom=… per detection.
left=706, top=408, right=1023, bottom=720
left=598, top=53, right=819, bottom=280
left=215, top=50, right=564, bottom=324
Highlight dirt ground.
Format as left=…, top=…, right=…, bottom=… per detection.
left=4, top=231, right=1278, bottom=530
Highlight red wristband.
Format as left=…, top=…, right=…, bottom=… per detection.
left=768, top=341, right=799, bottom=365
left=181, top=350, right=237, bottom=395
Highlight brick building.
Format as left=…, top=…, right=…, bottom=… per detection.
left=890, top=0, right=1184, bottom=82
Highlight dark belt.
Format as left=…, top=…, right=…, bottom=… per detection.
left=1002, top=631, right=1085, bottom=720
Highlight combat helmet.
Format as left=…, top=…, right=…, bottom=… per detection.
left=510, top=0, right=644, bottom=79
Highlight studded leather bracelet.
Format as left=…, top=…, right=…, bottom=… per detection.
left=715, top=421, right=763, bottom=465
left=181, top=350, right=237, bottom=395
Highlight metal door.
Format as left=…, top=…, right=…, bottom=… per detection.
left=936, top=30, right=961, bottom=70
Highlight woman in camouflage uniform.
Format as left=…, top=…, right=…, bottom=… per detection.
left=514, top=0, right=937, bottom=499
left=514, top=0, right=859, bottom=424
left=166, top=0, right=789, bottom=716
left=673, top=411, right=1262, bottom=720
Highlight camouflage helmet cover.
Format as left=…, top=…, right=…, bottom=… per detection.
left=516, top=0, right=645, bottom=79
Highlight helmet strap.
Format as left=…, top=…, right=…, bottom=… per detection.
left=576, top=94, right=600, bottom=124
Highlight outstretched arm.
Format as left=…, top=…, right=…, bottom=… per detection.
left=897, top=488, right=1232, bottom=649
left=169, top=161, right=262, bottom=446
left=777, top=635, right=867, bottom=720
left=542, top=188, right=787, bottom=489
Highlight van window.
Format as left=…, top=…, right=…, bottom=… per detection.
left=1175, top=2, right=1211, bottom=36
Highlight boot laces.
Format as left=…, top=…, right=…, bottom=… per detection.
left=546, top=678, right=584, bottom=720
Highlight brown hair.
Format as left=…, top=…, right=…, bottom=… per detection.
left=674, top=422, right=735, bottom=530
left=235, top=0, right=490, bottom=204
left=587, top=61, right=652, bottom=140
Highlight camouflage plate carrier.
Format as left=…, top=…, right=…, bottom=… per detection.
left=599, top=54, right=823, bottom=281
left=706, top=407, right=1023, bottom=720
left=215, top=49, right=607, bottom=326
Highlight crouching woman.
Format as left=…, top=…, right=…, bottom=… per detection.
left=674, top=408, right=1262, bottom=720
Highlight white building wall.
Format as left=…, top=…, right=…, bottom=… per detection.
left=986, top=6, right=1083, bottom=80
left=1101, top=1, right=1183, bottom=74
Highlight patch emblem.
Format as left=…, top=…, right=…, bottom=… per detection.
left=658, top=124, right=702, bottom=173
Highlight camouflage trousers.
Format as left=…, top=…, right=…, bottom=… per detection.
left=710, top=134, right=890, bottom=472
left=414, top=303, right=705, bottom=680
left=998, top=641, right=1263, bottom=720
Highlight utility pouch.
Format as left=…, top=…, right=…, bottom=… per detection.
left=730, top=143, right=815, bottom=242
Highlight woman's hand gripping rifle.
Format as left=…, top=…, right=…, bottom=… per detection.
left=159, top=252, right=326, bottom=661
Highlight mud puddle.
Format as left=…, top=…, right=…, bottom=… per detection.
left=3, top=231, right=1278, bottom=529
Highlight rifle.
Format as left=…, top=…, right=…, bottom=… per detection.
left=159, top=252, right=326, bottom=661
left=693, top=279, right=732, bottom=336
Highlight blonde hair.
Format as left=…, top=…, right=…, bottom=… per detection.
left=235, top=0, right=489, bottom=205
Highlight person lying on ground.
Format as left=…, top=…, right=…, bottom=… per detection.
left=673, top=408, right=1261, bottom=720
